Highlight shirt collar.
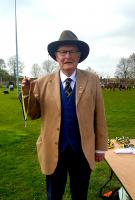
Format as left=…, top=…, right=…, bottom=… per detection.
left=60, top=70, right=76, bottom=83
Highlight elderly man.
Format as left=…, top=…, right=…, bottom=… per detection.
left=22, top=30, right=108, bottom=200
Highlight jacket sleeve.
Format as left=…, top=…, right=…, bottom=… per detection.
left=94, top=76, right=108, bottom=151
left=27, top=80, right=41, bottom=120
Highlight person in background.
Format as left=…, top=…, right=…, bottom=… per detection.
left=21, top=30, right=108, bottom=200
left=9, top=84, right=14, bottom=91
left=3, top=83, right=9, bottom=94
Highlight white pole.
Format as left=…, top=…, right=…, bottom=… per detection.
left=15, top=0, right=19, bottom=96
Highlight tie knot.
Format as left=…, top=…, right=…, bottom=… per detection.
left=65, top=78, right=72, bottom=85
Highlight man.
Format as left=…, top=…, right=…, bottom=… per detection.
left=22, top=30, right=108, bottom=200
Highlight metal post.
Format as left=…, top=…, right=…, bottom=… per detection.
left=15, top=0, right=19, bottom=97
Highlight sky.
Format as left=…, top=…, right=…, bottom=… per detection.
left=0, top=0, right=135, bottom=77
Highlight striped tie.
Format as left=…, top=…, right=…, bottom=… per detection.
left=65, top=78, right=72, bottom=97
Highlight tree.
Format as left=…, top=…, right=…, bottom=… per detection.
left=42, top=60, right=57, bottom=75
left=0, top=68, right=10, bottom=81
left=128, top=53, right=135, bottom=78
left=7, top=55, right=24, bottom=78
left=0, top=59, right=10, bottom=82
left=30, top=63, right=42, bottom=78
left=85, top=66, right=97, bottom=74
left=0, top=59, right=6, bottom=69
left=115, top=57, right=130, bottom=82
left=85, top=66, right=93, bottom=72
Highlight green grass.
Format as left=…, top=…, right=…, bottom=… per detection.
left=104, top=89, right=135, bottom=138
left=0, top=88, right=135, bottom=200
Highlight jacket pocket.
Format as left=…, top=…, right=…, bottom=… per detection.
left=36, top=135, right=45, bottom=172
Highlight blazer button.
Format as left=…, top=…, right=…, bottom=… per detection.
left=55, top=141, right=58, bottom=145
left=57, top=128, right=59, bottom=131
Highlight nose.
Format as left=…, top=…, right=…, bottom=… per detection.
left=65, top=51, right=71, bottom=58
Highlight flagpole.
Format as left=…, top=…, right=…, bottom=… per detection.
left=15, top=0, right=19, bottom=97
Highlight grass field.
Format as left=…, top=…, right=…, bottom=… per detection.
left=0, top=88, right=135, bottom=200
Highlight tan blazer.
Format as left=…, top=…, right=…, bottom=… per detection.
left=27, top=69, right=108, bottom=175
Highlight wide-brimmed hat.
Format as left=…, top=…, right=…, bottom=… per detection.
left=47, top=30, right=90, bottom=63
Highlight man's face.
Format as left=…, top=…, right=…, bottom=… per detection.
left=55, top=45, right=81, bottom=76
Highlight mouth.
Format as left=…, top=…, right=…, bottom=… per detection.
left=64, top=61, right=73, bottom=64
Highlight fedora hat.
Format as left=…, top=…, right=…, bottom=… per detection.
left=47, top=30, right=90, bottom=63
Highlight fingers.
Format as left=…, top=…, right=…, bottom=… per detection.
left=22, top=77, right=30, bottom=87
left=21, top=77, right=37, bottom=95
left=21, top=77, right=30, bottom=94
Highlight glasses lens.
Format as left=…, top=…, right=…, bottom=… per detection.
left=57, top=50, right=80, bottom=56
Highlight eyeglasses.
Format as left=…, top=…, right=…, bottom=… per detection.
left=56, top=50, right=81, bottom=56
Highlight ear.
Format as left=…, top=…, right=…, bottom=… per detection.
left=55, top=52, right=58, bottom=60
left=78, top=52, right=81, bottom=61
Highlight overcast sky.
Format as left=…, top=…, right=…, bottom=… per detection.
left=0, top=0, right=135, bottom=77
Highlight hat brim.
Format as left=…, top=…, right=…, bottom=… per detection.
left=47, top=40, right=90, bottom=63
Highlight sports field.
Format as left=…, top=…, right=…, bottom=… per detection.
left=0, top=88, right=135, bottom=199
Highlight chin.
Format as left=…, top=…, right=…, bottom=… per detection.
left=65, top=67, right=75, bottom=72
left=64, top=63, right=74, bottom=69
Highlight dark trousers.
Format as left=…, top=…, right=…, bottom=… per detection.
left=46, top=145, right=91, bottom=200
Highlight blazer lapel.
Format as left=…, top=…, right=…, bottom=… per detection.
left=49, top=70, right=61, bottom=112
left=76, top=69, right=88, bottom=106
left=48, top=69, right=87, bottom=110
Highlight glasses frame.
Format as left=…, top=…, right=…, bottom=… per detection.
left=56, top=50, right=81, bottom=57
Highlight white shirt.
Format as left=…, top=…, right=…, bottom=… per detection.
left=60, top=70, right=76, bottom=90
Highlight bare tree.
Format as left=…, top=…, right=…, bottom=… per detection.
left=42, top=60, right=57, bottom=75
left=85, top=66, right=98, bottom=75
left=30, top=63, right=42, bottom=78
left=7, top=55, right=24, bottom=78
left=115, top=57, right=130, bottom=82
left=85, top=66, right=93, bottom=72
left=0, top=59, right=6, bottom=69
left=128, top=53, right=135, bottom=78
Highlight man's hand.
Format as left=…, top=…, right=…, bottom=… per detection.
left=95, top=152, right=105, bottom=162
left=21, top=77, right=31, bottom=95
